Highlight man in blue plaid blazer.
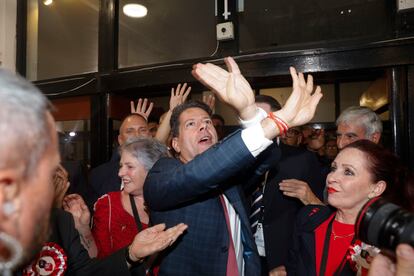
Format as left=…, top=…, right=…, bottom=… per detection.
left=144, top=57, right=322, bottom=275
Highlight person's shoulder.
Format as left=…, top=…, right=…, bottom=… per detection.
left=151, top=156, right=180, bottom=170
left=94, top=193, right=112, bottom=211
left=90, top=152, right=120, bottom=175
left=279, top=144, right=316, bottom=164
left=281, top=143, right=308, bottom=155
left=54, top=208, right=74, bottom=223
left=90, top=161, right=113, bottom=174
left=296, top=204, right=333, bottom=231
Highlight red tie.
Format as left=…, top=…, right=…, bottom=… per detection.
left=219, top=195, right=239, bottom=276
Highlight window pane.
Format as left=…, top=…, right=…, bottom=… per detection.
left=119, top=0, right=217, bottom=68
left=239, top=0, right=394, bottom=53
left=261, top=84, right=336, bottom=123
left=26, top=0, right=98, bottom=80
left=52, top=96, right=92, bottom=166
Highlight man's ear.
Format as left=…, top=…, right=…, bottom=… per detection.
left=171, top=137, right=180, bottom=154
left=0, top=169, right=21, bottom=219
left=371, top=132, right=381, bottom=144
left=118, top=134, right=123, bottom=146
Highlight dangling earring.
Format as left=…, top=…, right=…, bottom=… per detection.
left=0, top=232, right=23, bottom=276
left=2, top=201, right=16, bottom=216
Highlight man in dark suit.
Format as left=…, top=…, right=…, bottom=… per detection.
left=88, top=113, right=150, bottom=208
left=251, top=95, right=326, bottom=275
left=20, top=208, right=187, bottom=276
left=143, top=57, right=322, bottom=275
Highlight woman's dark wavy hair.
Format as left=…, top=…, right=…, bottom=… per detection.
left=344, top=140, right=414, bottom=211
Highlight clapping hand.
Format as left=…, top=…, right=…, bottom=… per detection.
left=128, top=223, right=188, bottom=261
left=274, top=67, right=322, bottom=128
left=192, top=57, right=256, bottom=121
left=63, top=193, right=91, bottom=232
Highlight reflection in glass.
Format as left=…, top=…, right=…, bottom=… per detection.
left=118, top=0, right=217, bottom=68
left=26, top=0, right=99, bottom=80
left=239, top=0, right=394, bottom=53
left=56, top=120, right=90, bottom=164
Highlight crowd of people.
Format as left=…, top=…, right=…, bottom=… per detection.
left=0, top=57, right=413, bottom=276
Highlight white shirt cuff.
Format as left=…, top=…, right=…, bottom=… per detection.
left=241, top=123, right=273, bottom=158
left=239, top=107, right=267, bottom=129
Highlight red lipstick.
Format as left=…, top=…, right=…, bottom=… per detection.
left=327, top=187, right=338, bottom=194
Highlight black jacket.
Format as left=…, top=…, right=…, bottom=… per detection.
left=19, top=209, right=144, bottom=276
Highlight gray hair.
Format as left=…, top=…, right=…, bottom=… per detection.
left=0, top=69, right=51, bottom=178
left=119, top=137, right=169, bottom=171
left=336, top=106, right=383, bottom=138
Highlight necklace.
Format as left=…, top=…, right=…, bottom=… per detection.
left=331, top=227, right=355, bottom=240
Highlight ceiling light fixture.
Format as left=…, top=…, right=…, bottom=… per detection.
left=123, top=3, right=148, bottom=18
left=43, top=0, right=53, bottom=6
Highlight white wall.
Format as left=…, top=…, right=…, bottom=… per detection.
left=0, top=0, right=17, bottom=71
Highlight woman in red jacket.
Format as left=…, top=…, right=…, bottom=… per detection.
left=93, top=137, right=168, bottom=258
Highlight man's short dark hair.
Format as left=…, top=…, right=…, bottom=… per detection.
left=170, top=100, right=212, bottom=138
left=255, top=95, right=282, bottom=112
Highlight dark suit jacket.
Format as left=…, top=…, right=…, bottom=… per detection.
left=19, top=209, right=143, bottom=276
left=286, top=205, right=355, bottom=276
left=88, top=152, right=121, bottom=209
left=144, top=131, right=271, bottom=276
left=261, top=143, right=327, bottom=270
left=62, top=161, right=87, bottom=195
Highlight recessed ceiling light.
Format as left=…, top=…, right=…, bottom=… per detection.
left=43, top=0, right=53, bottom=6
left=123, top=3, right=148, bottom=18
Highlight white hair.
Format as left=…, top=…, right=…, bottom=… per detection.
left=0, top=69, right=51, bottom=178
left=120, top=137, right=168, bottom=171
left=336, top=106, right=383, bottom=139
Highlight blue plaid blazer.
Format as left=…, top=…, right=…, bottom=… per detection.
left=144, top=130, right=268, bottom=276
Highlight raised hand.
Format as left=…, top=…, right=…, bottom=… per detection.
left=192, top=57, right=256, bottom=120
left=130, top=98, right=154, bottom=121
left=170, top=83, right=191, bottom=111
left=63, top=193, right=91, bottom=232
left=275, top=67, right=322, bottom=128
left=203, top=94, right=216, bottom=111
left=129, top=223, right=188, bottom=261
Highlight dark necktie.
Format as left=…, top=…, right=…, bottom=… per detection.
left=250, top=172, right=268, bottom=233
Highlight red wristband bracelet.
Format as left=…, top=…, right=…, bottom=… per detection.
left=267, top=112, right=289, bottom=135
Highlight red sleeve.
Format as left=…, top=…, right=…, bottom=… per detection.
left=92, top=194, right=112, bottom=259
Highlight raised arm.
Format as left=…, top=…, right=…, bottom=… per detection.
left=155, top=83, right=191, bottom=143
left=192, top=57, right=322, bottom=139
left=145, top=57, right=322, bottom=211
